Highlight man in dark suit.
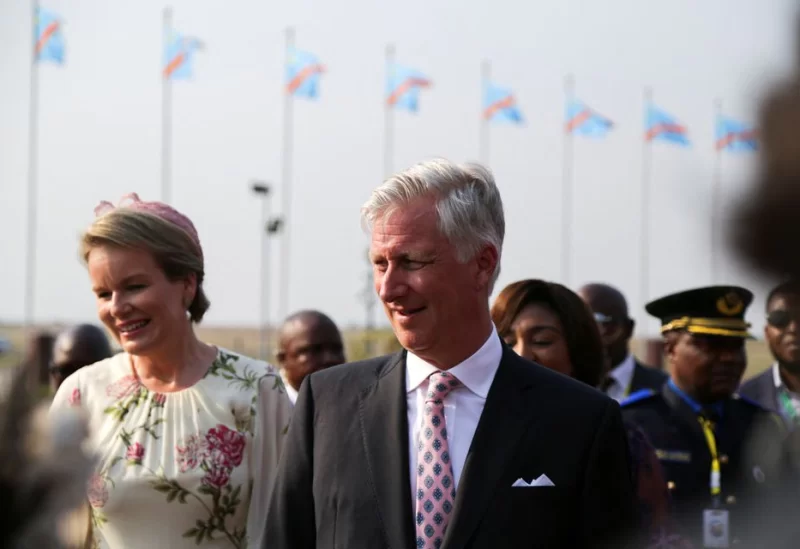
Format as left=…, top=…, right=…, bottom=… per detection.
left=276, top=310, right=346, bottom=406
left=578, top=283, right=667, bottom=401
left=739, top=280, right=800, bottom=430
left=263, top=159, right=638, bottom=549
left=622, top=286, right=789, bottom=548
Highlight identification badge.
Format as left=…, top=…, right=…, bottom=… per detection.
left=703, top=509, right=730, bottom=548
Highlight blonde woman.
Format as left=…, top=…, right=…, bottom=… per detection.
left=51, top=194, right=291, bottom=549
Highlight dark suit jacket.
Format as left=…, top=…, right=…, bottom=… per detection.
left=629, top=360, right=668, bottom=395
left=738, top=367, right=785, bottom=422
left=622, top=384, right=788, bottom=547
left=263, top=344, right=639, bottom=549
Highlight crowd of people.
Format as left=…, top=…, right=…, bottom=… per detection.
left=0, top=155, right=795, bottom=549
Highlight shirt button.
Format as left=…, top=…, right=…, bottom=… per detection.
left=726, top=495, right=737, bottom=505
left=667, top=481, right=676, bottom=491
left=719, top=454, right=729, bottom=465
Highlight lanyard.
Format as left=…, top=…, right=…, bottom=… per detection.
left=698, top=416, right=722, bottom=497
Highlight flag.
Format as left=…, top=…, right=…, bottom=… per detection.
left=163, top=32, right=203, bottom=80
left=35, top=7, right=65, bottom=64
left=716, top=116, right=757, bottom=152
left=646, top=105, right=690, bottom=145
left=386, top=64, right=431, bottom=112
left=483, top=83, right=523, bottom=124
left=286, top=48, right=325, bottom=98
left=565, top=99, right=613, bottom=137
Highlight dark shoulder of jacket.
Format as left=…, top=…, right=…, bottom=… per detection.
left=733, top=392, right=785, bottom=421
left=620, top=388, right=658, bottom=408
left=310, top=352, right=404, bottom=388
left=737, top=368, right=772, bottom=396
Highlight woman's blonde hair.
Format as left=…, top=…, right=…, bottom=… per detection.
left=81, top=208, right=210, bottom=322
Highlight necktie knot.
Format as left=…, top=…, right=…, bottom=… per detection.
left=426, top=371, right=461, bottom=403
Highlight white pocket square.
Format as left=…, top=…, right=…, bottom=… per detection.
left=512, top=474, right=555, bottom=487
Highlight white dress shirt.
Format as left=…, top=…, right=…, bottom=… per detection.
left=604, top=354, right=636, bottom=402
left=406, top=327, right=502, bottom=512
left=773, top=363, right=800, bottom=420
left=280, top=370, right=298, bottom=405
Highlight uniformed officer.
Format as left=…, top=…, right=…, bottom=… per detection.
left=622, top=286, right=788, bottom=548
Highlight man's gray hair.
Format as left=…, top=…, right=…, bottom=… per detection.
left=361, top=158, right=505, bottom=290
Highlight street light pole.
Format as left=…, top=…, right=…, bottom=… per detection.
left=251, top=181, right=273, bottom=361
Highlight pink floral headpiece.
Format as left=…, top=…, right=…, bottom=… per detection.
left=94, top=193, right=203, bottom=260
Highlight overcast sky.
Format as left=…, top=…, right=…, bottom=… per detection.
left=0, top=0, right=796, bottom=336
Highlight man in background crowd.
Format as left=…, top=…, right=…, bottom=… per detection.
left=622, top=285, right=788, bottom=547
left=579, top=283, right=667, bottom=401
left=740, top=280, right=800, bottom=430
left=276, top=310, right=345, bottom=405
left=49, top=324, right=112, bottom=392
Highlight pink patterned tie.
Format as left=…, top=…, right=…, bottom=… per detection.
left=415, top=371, right=460, bottom=549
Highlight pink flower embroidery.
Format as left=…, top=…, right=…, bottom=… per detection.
left=87, top=474, right=108, bottom=508
left=176, top=434, right=207, bottom=473
left=126, top=442, right=145, bottom=465
left=105, top=375, right=140, bottom=399
left=205, top=424, right=246, bottom=469
left=202, top=464, right=230, bottom=489
left=67, top=388, right=81, bottom=406
left=152, top=393, right=167, bottom=406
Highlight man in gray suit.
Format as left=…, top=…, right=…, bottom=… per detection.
left=739, top=280, right=800, bottom=429
left=264, top=159, right=638, bottom=548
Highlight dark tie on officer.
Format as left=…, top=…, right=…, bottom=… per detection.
left=621, top=286, right=791, bottom=548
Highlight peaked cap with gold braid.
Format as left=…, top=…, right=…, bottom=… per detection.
left=646, top=285, right=754, bottom=338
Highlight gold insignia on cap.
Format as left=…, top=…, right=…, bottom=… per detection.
left=717, top=292, right=744, bottom=316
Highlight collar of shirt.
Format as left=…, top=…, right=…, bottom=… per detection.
left=280, top=370, right=298, bottom=405
left=608, top=354, right=636, bottom=392
left=772, top=362, right=799, bottom=394
left=406, top=326, right=502, bottom=397
left=667, top=379, right=724, bottom=419
left=773, top=362, right=784, bottom=390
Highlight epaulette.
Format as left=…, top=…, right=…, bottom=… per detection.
left=620, top=389, right=657, bottom=407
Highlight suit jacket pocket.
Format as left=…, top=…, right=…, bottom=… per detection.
left=508, top=488, right=574, bottom=545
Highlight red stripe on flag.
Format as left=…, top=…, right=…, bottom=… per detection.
left=36, top=22, right=59, bottom=54
left=483, top=95, right=515, bottom=120
left=566, top=109, right=592, bottom=133
left=286, top=64, right=325, bottom=94
left=163, top=52, right=186, bottom=78
left=716, top=129, right=758, bottom=150
left=646, top=123, right=686, bottom=141
left=387, top=77, right=431, bottom=106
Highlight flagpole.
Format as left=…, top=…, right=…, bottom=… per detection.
left=711, top=98, right=723, bottom=284
left=479, top=59, right=490, bottom=166
left=277, top=26, right=295, bottom=324
left=161, top=7, right=172, bottom=203
left=561, top=74, right=575, bottom=286
left=384, top=43, right=395, bottom=179
left=24, top=0, right=41, bottom=333
left=640, top=87, right=654, bottom=319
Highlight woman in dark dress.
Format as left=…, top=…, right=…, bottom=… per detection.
left=491, top=279, right=692, bottom=548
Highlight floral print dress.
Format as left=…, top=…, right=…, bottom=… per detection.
left=50, top=348, right=292, bottom=549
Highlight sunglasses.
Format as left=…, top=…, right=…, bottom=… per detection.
left=766, top=309, right=800, bottom=329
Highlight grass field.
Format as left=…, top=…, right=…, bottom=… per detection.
left=0, top=323, right=774, bottom=381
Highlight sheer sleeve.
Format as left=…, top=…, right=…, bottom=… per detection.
left=50, top=369, right=84, bottom=414
left=246, top=372, right=293, bottom=548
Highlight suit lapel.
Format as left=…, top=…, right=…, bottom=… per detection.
left=358, top=352, right=415, bottom=549
left=442, top=347, right=540, bottom=549
left=630, top=363, right=644, bottom=394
